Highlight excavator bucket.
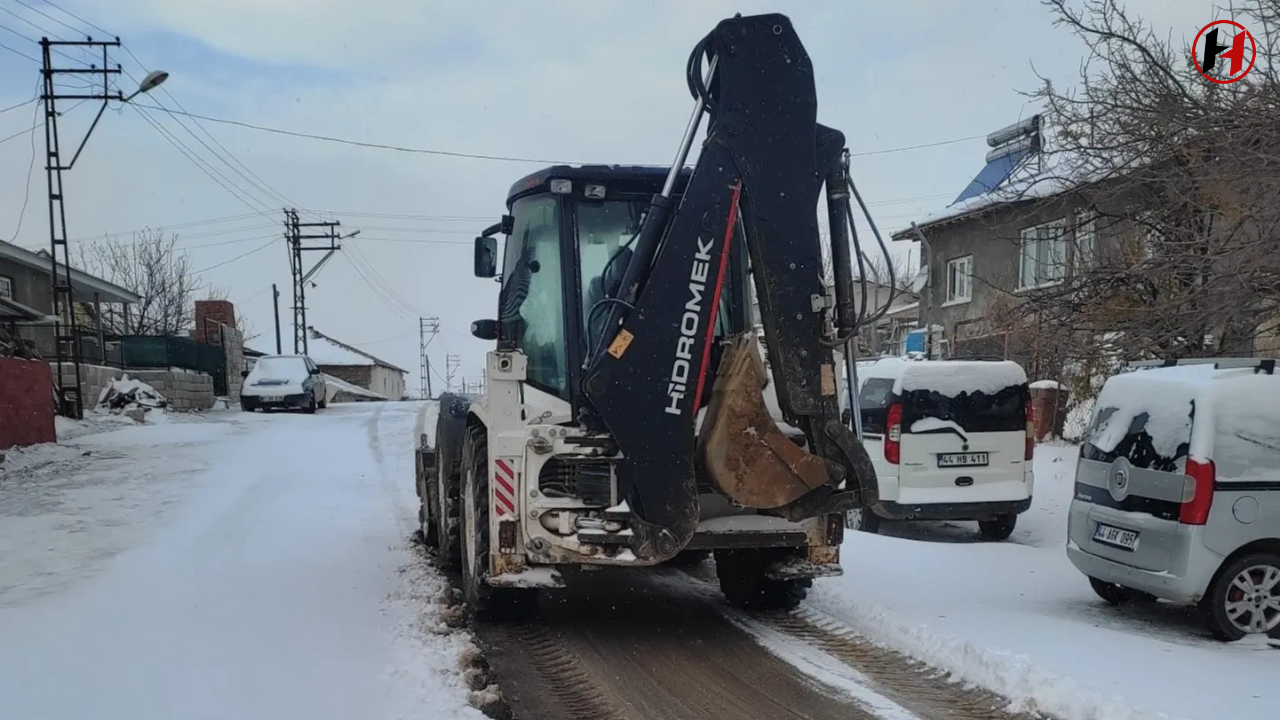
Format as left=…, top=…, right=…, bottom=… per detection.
left=697, top=332, right=834, bottom=509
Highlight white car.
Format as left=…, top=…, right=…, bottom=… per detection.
left=240, top=354, right=328, bottom=413
left=846, top=357, right=1035, bottom=540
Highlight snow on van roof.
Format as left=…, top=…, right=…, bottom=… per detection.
left=897, top=360, right=1027, bottom=397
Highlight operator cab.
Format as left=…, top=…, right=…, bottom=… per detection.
left=472, top=165, right=753, bottom=424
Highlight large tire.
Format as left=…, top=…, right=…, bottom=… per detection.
left=302, top=392, right=317, bottom=415
left=1203, top=552, right=1280, bottom=641
left=844, top=504, right=881, bottom=534
left=434, top=425, right=462, bottom=571
left=714, top=549, right=809, bottom=611
left=978, top=513, right=1017, bottom=541
left=418, top=454, right=438, bottom=550
left=460, top=427, right=537, bottom=621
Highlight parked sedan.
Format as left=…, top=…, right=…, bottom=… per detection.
left=240, top=354, right=328, bottom=413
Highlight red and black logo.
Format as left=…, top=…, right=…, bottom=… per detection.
left=1194, top=20, right=1256, bottom=84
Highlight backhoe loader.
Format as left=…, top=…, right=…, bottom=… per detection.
left=415, top=12, right=888, bottom=619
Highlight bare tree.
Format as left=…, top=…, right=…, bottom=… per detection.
left=858, top=252, right=914, bottom=292
left=988, top=0, right=1280, bottom=374
left=77, top=229, right=197, bottom=336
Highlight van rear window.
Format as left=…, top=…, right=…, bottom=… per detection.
left=858, top=378, right=896, bottom=435
left=900, top=386, right=1026, bottom=434
left=1082, top=404, right=1192, bottom=472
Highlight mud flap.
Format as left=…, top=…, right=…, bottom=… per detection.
left=698, top=333, right=837, bottom=509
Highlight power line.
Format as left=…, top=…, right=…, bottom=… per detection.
left=11, top=0, right=83, bottom=36
left=39, top=0, right=110, bottom=36
left=9, top=96, right=39, bottom=242
left=192, top=236, right=279, bottom=273
left=128, top=103, right=278, bottom=218
left=0, top=37, right=37, bottom=62
left=849, top=134, right=986, bottom=157
left=130, top=103, right=576, bottom=164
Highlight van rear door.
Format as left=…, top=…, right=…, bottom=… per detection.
left=897, top=383, right=1029, bottom=505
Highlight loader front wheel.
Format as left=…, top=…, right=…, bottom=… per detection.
left=460, top=427, right=537, bottom=622
left=714, top=549, right=808, bottom=611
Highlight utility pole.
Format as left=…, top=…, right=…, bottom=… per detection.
left=272, top=284, right=282, bottom=354
left=419, top=316, right=439, bottom=399
left=446, top=354, right=462, bottom=392
left=40, top=37, right=165, bottom=418
left=285, top=209, right=355, bottom=354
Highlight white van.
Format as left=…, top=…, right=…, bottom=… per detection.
left=1066, top=358, right=1280, bottom=640
left=846, top=357, right=1035, bottom=540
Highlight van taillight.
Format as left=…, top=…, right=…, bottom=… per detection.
left=1025, top=399, right=1035, bottom=461
left=885, top=403, right=902, bottom=465
left=1180, top=458, right=1216, bottom=525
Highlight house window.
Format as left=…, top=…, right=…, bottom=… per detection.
left=1019, top=219, right=1067, bottom=289
left=1074, top=213, right=1096, bottom=270
left=945, top=256, right=972, bottom=304
left=0, top=275, right=11, bottom=299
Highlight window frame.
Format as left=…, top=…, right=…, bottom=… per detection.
left=0, top=274, right=11, bottom=299
left=944, top=255, right=973, bottom=305
left=1073, top=212, right=1097, bottom=271
left=1018, top=218, right=1068, bottom=290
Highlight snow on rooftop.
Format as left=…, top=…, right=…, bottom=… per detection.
left=305, top=334, right=373, bottom=366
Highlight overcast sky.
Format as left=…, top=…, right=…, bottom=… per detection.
left=0, top=0, right=1216, bottom=396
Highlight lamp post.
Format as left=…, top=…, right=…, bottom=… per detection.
left=42, top=35, right=170, bottom=418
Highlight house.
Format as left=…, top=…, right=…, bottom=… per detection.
left=1, top=239, right=141, bottom=362
left=889, top=115, right=1110, bottom=373
left=305, top=327, right=408, bottom=400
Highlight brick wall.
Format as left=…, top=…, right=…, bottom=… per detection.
left=194, top=300, right=236, bottom=343
left=51, top=362, right=119, bottom=407
left=320, top=365, right=372, bottom=389
left=0, top=357, right=55, bottom=450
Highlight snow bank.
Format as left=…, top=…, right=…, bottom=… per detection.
left=909, top=417, right=967, bottom=435
left=808, top=444, right=1280, bottom=720
left=898, top=360, right=1028, bottom=397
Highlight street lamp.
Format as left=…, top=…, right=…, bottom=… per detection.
left=123, top=70, right=170, bottom=102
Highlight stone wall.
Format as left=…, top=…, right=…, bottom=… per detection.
left=51, top=362, right=118, bottom=407
left=51, top=363, right=215, bottom=412
left=221, top=325, right=245, bottom=400
left=130, top=368, right=215, bottom=411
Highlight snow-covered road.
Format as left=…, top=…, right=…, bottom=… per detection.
left=0, top=402, right=481, bottom=720
left=811, top=445, right=1280, bottom=720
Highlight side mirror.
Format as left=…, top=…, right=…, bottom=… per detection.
left=240, top=370, right=250, bottom=378
left=474, top=236, right=497, bottom=278
left=500, top=214, right=514, bottom=234
left=841, top=408, right=852, bottom=425
left=471, top=319, right=498, bottom=341
left=310, top=368, right=321, bottom=375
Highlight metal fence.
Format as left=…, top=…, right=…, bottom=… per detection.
left=119, top=335, right=227, bottom=395
left=14, top=326, right=228, bottom=396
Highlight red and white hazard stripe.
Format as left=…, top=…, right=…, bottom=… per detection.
left=492, top=458, right=518, bottom=517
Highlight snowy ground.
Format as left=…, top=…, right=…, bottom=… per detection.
left=810, top=444, right=1280, bottom=720
left=0, top=402, right=483, bottom=720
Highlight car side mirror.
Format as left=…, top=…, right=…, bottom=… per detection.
left=310, top=368, right=321, bottom=375
left=474, top=236, right=497, bottom=278
left=471, top=319, right=498, bottom=341
left=841, top=408, right=852, bottom=426
left=241, top=370, right=250, bottom=378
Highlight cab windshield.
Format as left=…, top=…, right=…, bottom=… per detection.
left=577, top=199, right=645, bottom=351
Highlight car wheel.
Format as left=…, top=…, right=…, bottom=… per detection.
left=318, top=395, right=327, bottom=409
left=978, top=513, right=1017, bottom=541
left=844, top=504, right=881, bottom=534
left=1204, top=552, right=1280, bottom=641
left=303, top=392, right=317, bottom=414
left=240, top=401, right=254, bottom=412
